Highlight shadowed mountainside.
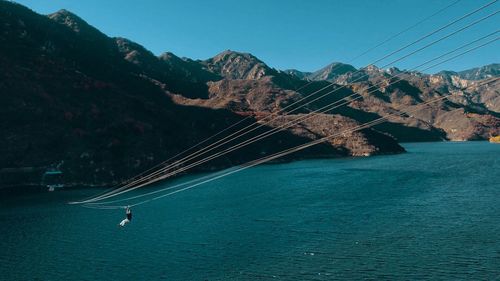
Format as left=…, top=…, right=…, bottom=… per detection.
left=0, top=1, right=407, bottom=188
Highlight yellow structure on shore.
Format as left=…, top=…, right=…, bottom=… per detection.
left=489, top=136, right=500, bottom=143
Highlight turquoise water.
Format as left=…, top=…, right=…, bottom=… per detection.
left=1, top=142, right=500, bottom=280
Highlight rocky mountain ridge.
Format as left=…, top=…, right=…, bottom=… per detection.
left=0, top=1, right=405, bottom=188
left=0, top=1, right=498, bottom=188
left=286, top=62, right=499, bottom=83
left=180, top=51, right=499, bottom=141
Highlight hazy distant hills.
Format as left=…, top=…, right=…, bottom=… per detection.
left=438, top=63, right=500, bottom=81
left=0, top=0, right=498, bottom=188
left=286, top=62, right=500, bottom=83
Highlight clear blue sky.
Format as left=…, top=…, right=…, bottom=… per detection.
left=14, top=0, right=500, bottom=72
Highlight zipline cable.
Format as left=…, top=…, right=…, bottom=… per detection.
left=82, top=39, right=500, bottom=208
left=129, top=79, right=499, bottom=209
left=114, top=29, right=500, bottom=189
left=87, top=73, right=499, bottom=210
left=105, top=4, right=499, bottom=196
left=117, top=0, right=463, bottom=189
left=78, top=29, right=499, bottom=206
left=82, top=95, right=454, bottom=209
left=77, top=13, right=499, bottom=205
left=75, top=0, right=498, bottom=204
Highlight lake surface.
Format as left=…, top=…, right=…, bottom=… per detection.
left=1, top=142, right=500, bottom=280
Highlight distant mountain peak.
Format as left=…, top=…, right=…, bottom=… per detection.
left=386, top=66, right=401, bottom=75
left=49, top=9, right=87, bottom=32
left=435, top=63, right=499, bottom=80
left=158, top=51, right=181, bottom=61
left=325, top=62, right=351, bottom=69
left=212, top=50, right=264, bottom=63
left=51, top=8, right=77, bottom=17
left=158, top=51, right=194, bottom=69
left=283, top=69, right=312, bottom=79
left=457, top=63, right=499, bottom=80
left=202, top=50, right=271, bottom=80
left=363, top=64, right=380, bottom=72
left=307, top=62, right=357, bottom=81
left=48, top=8, right=104, bottom=38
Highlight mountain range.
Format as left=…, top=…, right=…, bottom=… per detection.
left=0, top=1, right=498, bottom=188
left=285, top=63, right=500, bottom=83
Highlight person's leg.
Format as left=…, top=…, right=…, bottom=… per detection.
left=119, top=218, right=130, bottom=227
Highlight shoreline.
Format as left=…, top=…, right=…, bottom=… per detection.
left=2, top=140, right=497, bottom=192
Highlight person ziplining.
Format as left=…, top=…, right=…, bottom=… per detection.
left=119, top=206, right=132, bottom=227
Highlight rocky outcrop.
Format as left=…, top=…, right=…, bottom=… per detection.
left=171, top=77, right=304, bottom=113
left=266, top=113, right=405, bottom=156
left=199, top=50, right=305, bottom=91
